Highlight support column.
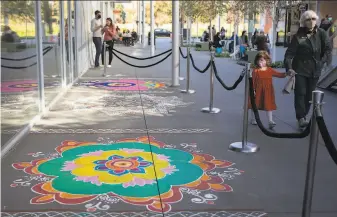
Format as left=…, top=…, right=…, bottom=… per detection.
left=137, top=1, right=140, bottom=41
left=34, top=1, right=45, bottom=111
left=74, top=1, right=79, bottom=78
left=142, top=0, right=146, bottom=47
left=150, top=0, right=155, bottom=55
left=218, top=14, right=221, bottom=33
left=59, top=1, right=66, bottom=88
left=172, top=0, right=179, bottom=86
left=67, top=0, right=74, bottom=83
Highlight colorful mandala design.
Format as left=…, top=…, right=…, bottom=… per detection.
left=80, top=80, right=165, bottom=91
left=1, top=80, right=59, bottom=93
left=11, top=136, right=237, bottom=213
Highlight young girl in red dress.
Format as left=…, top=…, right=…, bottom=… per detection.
left=248, top=51, right=290, bottom=129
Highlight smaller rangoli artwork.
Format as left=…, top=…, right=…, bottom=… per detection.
left=1, top=80, right=60, bottom=93
left=10, top=136, right=243, bottom=213
left=79, top=80, right=166, bottom=91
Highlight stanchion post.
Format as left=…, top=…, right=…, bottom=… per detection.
left=301, top=90, right=324, bottom=217
left=201, top=51, right=220, bottom=114
left=102, top=42, right=110, bottom=77
left=180, top=46, right=195, bottom=94
left=103, top=42, right=106, bottom=76
left=179, top=51, right=185, bottom=81
left=229, top=63, right=259, bottom=153
left=55, top=44, right=60, bottom=78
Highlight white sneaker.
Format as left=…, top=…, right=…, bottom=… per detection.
left=251, top=119, right=257, bottom=125
left=107, top=65, right=112, bottom=68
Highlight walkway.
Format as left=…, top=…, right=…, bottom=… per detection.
left=1, top=38, right=337, bottom=217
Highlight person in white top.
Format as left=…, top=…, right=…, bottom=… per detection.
left=91, top=10, right=103, bottom=67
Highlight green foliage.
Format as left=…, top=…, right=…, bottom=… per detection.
left=1, top=1, right=35, bottom=22
left=215, top=51, right=230, bottom=58
left=145, top=1, right=172, bottom=26
left=115, top=3, right=126, bottom=24
left=180, top=0, right=227, bottom=23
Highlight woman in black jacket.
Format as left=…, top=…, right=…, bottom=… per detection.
left=284, top=10, right=331, bottom=129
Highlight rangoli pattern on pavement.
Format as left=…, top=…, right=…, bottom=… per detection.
left=1, top=211, right=267, bottom=217
left=11, top=136, right=243, bottom=213
left=1, top=80, right=60, bottom=93
left=79, top=80, right=166, bottom=91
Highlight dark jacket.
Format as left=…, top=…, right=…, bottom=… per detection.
left=284, top=26, right=332, bottom=78
left=254, top=35, right=268, bottom=51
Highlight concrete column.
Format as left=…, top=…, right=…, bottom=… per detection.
left=34, top=1, right=45, bottom=111
left=67, top=0, right=74, bottom=83
left=142, top=0, right=146, bottom=47
left=218, top=14, right=221, bottom=33
left=150, top=0, right=155, bottom=55
left=172, top=0, right=179, bottom=86
left=59, top=1, right=66, bottom=88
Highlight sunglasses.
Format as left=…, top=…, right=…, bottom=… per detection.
left=306, top=18, right=317, bottom=21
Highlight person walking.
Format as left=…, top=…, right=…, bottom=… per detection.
left=91, top=10, right=103, bottom=68
left=101, top=18, right=116, bottom=68
left=284, top=10, right=332, bottom=129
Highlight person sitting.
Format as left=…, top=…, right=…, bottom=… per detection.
left=1, top=26, right=20, bottom=43
left=131, top=30, right=138, bottom=46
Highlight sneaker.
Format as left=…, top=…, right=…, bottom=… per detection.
left=107, top=65, right=112, bottom=68
left=298, top=118, right=309, bottom=128
left=251, top=119, right=257, bottom=125
left=268, top=121, right=276, bottom=129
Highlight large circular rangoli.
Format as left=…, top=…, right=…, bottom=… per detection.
left=11, top=136, right=242, bottom=213
left=80, top=80, right=166, bottom=91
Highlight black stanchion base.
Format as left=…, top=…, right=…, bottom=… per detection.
left=229, top=142, right=259, bottom=153
left=180, top=89, right=195, bottom=94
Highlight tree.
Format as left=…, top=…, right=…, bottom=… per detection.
left=1, top=1, right=35, bottom=22
left=43, top=1, right=53, bottom=34
left=145, top=1, right=172, bottom=27
left=115, top=4, right=126, bottom=24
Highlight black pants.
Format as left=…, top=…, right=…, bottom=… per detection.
left=65, top=38, right=75, bottom=63
left=294, top=75, right=319, bottom=120
left=93, top=37, right=102, bottom=67
left=101, top=40, right=114, bottom=65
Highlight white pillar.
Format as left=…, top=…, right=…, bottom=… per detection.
left=187, top=17, right=191, bottom=44
left=218, top=14, right=221, bottom=33
left=137, top=1, right=140, bottom=41
left=68, top=0, right=74, bottom=83
left=34, top=1, right=45, bottom=111
left=150, top=0, right=155, bottom=55
left=74, top=1, right=79, bottom=77
left=172, top=0, right=179, bottom=86
left=59, top=2, right=66, bottom=88
left=271, top=3, right=277, bottom=63
left=142, top=0, right=146, bottom=48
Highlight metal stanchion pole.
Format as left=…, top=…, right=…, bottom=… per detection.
left=201, top=51, right=220, bottom=114
left=54, top=44, right=61, bottom=78
left=229, top=63, right=259, bottom=153
left=180, top=47, right=195, bottom=94
left=102, top=42, right=108, bottom=77
left=179, top=50, right=185, bottom=81
left=301, top=90, right=324, bottom=217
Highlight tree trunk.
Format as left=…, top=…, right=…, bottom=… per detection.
left=43, top=1, right=53, bottom=34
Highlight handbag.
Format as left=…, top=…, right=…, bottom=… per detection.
left=282, top=76, right=295, bottom=94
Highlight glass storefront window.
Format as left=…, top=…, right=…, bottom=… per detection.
left=1, top=1, right=40, bottom=145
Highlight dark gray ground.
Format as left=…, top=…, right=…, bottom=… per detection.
left=1, top=38, right=337, bottom=217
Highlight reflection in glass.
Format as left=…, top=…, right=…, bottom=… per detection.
left=1, top=1, right=40, bottom=145
left=42, top=1, right=62, bottom=106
